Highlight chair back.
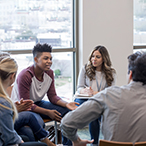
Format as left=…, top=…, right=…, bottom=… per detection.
left=135, top=141, right=146, bottom=146
left=99, top=140, right=134, bottom=146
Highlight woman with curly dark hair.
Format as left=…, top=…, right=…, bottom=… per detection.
left=75, top=45, right=116, bottom=145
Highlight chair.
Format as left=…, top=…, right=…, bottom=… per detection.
left=99, top=140, right=134, bottom=146
left=43, top=119, right=58, bottom=144
left=135, top=141, right=146, bottom=146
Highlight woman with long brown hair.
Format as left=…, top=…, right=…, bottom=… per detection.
left=75, top=45, right=116, bottom=145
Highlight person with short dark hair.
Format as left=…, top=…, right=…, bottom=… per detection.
left=0, top=52, right=54, bottom=145
left=0, top=56, right=48, bottom=146
left=61, top=51, right=146, bottom=146
left=11, top=43, right=79, bottom=146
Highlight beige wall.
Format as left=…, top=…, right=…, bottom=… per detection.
left=78, top=0, right=133, bottom=86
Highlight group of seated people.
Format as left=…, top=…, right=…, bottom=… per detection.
left=0, top=43, right=146, bottom=146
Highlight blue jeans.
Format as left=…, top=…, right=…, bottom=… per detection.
left=75, top=98, right=100, bottom=145
left=15, top=111, right=48, bottom=141
left=35, top=100, right=72, bottom=146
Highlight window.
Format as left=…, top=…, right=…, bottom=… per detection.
left=11, top=52, right=74, bottom=101
left=0, top=0, right=77, bottom=101
left=0, top=0, right=73, bottom=50
left=134, top=0, right=146, bottom=51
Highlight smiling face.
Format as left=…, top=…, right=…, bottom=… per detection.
left=35, top=52, right=52, bottom=71
left=91, top=50, right=103, bottom=71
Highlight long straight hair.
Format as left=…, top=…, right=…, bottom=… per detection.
left=0, top=57, right=18, bottom=122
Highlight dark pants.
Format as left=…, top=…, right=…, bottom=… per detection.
left=75, top=98, right=100, bottom=145
left=15, top=111, right=48, bottom=141
left=35, top=100, right=72, bottom=146
left=19, top=142, right=47, bottom=146
left=20, top=135, right=30, bottom=142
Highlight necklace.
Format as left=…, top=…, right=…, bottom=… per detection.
left=95, top=72, right=103, bottom=92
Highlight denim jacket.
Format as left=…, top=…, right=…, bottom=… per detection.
left=0, top=97, right=22, bottom=146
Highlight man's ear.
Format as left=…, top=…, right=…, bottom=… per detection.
left=129, top=70, right=133, bottom=80
left=34, top=57, right=38, bottom=63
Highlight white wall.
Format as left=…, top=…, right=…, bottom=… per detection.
left=79, top=0, right=133, bottom=86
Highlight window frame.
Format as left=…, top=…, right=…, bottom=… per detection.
left=133, top=45, right=146, bottom=49
left=133, top=0, right=146, bottom=51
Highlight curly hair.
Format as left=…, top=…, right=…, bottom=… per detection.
left=85, top=45, right=115, bottom=86
left=32, top=43, right=52, bottom=58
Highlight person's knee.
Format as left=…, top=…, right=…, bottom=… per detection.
left=17, top=127, right=36, bottom=141
left=32, top=113, right=45, bottom=128
left=61, top=107, right=70, bottom=117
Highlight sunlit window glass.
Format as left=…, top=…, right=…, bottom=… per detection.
left=134, top=0, right=146, bottom=45
left=133, top=48, right=146, bottom=53
left=11, top=52, right=73, bottom=102
left=0, top=0, right=73, bottom=50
